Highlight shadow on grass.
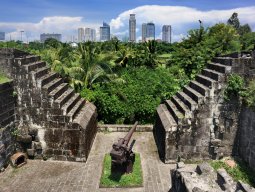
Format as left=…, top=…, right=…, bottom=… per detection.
left=108, top=171, right=122, bottom=182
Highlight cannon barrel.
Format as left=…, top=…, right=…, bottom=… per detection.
left=123, top=121, right=138, bottom=145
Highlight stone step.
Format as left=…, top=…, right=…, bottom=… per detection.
left=212, top=57, right=232, bottom=66
left=32, top=66, right=50, bottom=79
left=15, top=55, right=41, bottom=65
left=67, top=98, right=86, bottom=122
left=202, top=68, right=223, bottom=81
left=54, top=88, right=75, bottom=108
left=183, top=86, right=204, bottom=104
left=176, top=91, right=197, bottom=111
left=43, top=78, right=63, bottom=94
left=189, top=80, right=208, bottom=97
left=171, top=95, right=191, bottom=118
left=156, top=104, right=177, bottom=132
left=49, top=83, right=69, bottom=100
left=62, top=93, right=81, bottom=115
left=24, top=61, right=46, bottom=72
left=207, top=62, right=231, bottom=74
left=196, top=74, right=215, bottom=88
left=165, top=100, right=185, bottom=124
left=38, top=72, right=58, bottom=87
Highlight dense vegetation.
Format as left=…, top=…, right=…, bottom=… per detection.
left=0, top=13, right=254, bottom=124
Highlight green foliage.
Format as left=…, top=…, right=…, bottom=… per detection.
left=88, top=67, right=185, bottom=124
left=224, top=74, right=245, bottom=100
left=169, top=22, right=241, bottom=79
left=242, top=79, right=255, bottom=108
left=240, top=32, right=255, bottom=51
left=238, top=24, right=252, bottom=36
left=44, top=38, right=61, bottom=49
left=210, top=160, right=255, bottom=187
left=100, top=153, right=143, bottom=187
left=207, top=23, right=240, bottom=53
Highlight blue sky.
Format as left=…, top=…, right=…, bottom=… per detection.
left=0, top=0, right=255, bottom=41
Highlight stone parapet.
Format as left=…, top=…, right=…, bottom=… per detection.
left=0, top=49, right=98, bottom=162
left=98, top=124, right=153, bottom=132
left=154, top=51, right=254, bottom=163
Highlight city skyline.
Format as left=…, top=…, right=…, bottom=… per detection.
left=0, top=1, right=254, bottom=42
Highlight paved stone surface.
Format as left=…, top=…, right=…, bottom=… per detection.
left=0, top=132, right=175, bottom=192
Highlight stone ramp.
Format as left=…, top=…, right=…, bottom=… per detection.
left=154, top=52, right=254, bottom=163
left=0, top=49, right=97, bottom=162
left=0, top=132, right=175, bottom=192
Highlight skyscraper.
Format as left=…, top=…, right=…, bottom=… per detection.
left=100, top=22, right=110, bottom=41
left=85, top=28, right=96, bottom=42
left=146, top=22, right=155, bottom=41
left=0, top=32, right=5, bottom=41
left=78, top=28, right=85, bottom=42
left=162, top=25, right=172, bottom=43
left=129, top=14, right=136, bottom=42
left=142, top=23, right=147, bottom=42
left=141, top=22, right=155, bottom=42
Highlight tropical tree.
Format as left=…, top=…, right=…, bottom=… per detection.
left=207, top=23, right=240, bottom=53
left=238, top=24, right=252, bottom=36
left=66, top=42, right=118, bottom=90
left=114, top=47, right=134, bottom=68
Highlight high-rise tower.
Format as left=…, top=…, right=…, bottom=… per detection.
left=146, top=22, right=155, bottom=41
left=78, top=28, right=85, bottom=42
left=100, top=22, right=110, bottom=41
left=85, top=28, right=96, bottom=42
left=129, top=14, right=136, bottom=42
left=142, top=23, right=147, bottom=42
left=162, top=25, right=172, bottom=43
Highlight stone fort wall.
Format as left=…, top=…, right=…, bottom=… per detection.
left=0, top=81, right=15, bottom=169
left=0, top=49, right=98, bottom=162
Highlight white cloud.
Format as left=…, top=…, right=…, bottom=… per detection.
left=110, top=5, right=255, bottom=41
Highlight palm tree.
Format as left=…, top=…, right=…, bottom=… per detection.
left=48, top=43, right=75, bottom=78
left=114, top=47, right=134, bottom=68
left=143, top=40, right=158, bottom=68
left=66, top=42, right=122, bottom=91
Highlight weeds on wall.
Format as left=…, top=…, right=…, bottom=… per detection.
left=224, top=74, right=245, bottom=101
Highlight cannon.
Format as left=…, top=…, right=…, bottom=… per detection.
left=110, top=121, right=138, bottom=174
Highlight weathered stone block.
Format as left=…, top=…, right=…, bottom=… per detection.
left=196, top=162, right=214, bottom=175
left=16, top=135, right=32, bottom=143
left=27, top=149, right=35, bottom=157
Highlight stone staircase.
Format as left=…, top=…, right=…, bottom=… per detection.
left=154, top=53, right=250, bottom=163
left=0, top=49, right=97, bottom=162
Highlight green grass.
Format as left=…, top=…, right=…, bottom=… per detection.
left=0, top=73, right=10, bottom=84
left=100, top=153, right=143, bottom=188
left=210, top=160, right=255, bottom=187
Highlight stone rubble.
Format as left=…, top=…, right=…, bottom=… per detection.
left=170, top=162, right=255, bottom=192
